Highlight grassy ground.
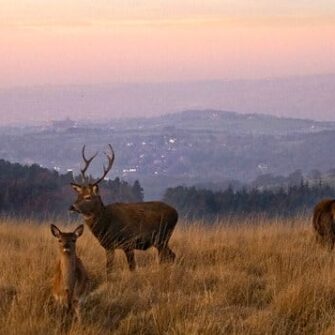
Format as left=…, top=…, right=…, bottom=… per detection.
left=1, top=216, right=335, bottom=334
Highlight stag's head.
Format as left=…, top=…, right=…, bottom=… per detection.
left=69, top=144, right=115, bottom=216
left=51, top=224, right=84, bottom=254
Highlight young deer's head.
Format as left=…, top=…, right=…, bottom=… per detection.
left=51, top=224, right=84, bottom=254
left=69, top=144, right=114, bottom=216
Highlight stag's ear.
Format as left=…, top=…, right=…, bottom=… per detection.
left=92, top=184, right=99, bottom=195
left=71, top=183, right=82, bottom=193
left=74, top=224, right=84, bottom=238
left=50, top=224, right=61, bottom=238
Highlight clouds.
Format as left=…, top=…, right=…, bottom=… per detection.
left=1, top=0, right=334, bottom=29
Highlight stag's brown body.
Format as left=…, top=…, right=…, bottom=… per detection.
left=86, top=200, right=177, bottom=273
left=313, top=199, right=335, bottom=249
left=70, top=145, right=178, bottom=278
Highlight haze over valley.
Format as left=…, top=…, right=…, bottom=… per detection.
left=1, top=109, right=335, bottom=199
left=1, top=74, right=335, bottom=125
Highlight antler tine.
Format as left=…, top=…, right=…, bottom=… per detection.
left=80, top=145, right=98, bottom=182
left=93, top=144, right=115, bottom=185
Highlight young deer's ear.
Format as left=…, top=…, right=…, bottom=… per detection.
left=74, top=224, right=84, bottom=238
left=71, top=183, right=82, bottom=193
left=50, top=224, right=61, bottom=238
left=92, top=184, right=99, bottom=195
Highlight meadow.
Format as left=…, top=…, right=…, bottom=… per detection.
left=1, top=216, right=335, bottom=335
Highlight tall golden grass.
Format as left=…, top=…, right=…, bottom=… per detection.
left=1, top=216, right=335, bottom=334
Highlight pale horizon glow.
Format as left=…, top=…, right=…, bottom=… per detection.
left=1, top=1, right=335, bottom=88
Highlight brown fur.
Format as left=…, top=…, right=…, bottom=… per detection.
left=70, top=184, right=178, bottom=279
left=313, top=199, right=335, bottom=249
left=51, top=225, right=89, bottom=319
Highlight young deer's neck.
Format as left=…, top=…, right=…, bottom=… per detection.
left=59, top=252, right=77, bottom=290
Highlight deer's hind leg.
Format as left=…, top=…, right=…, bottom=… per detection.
left=329, top=235, right=335, bottom=250
left=106, top=249, right=115, bottom=281
left=124, top=249, right=136, bottom=271
left=156, top=226, right=176, bottom=264
left=73, top=298, right=82, bottom=323
left=157, top=245, right=176, bottom=263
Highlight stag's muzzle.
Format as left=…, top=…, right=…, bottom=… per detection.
left=68, top=205, right=79, bottom=213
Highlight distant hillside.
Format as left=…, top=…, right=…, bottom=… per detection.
left=1, top=74, right=335, bottom=124
left=1, top=110, right=335, bottom=199
left=134, top=110, right=335, bottom=135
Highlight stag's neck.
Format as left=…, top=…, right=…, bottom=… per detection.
left=59, top=253, right=77, bottom=290
left=84, top=205, right=108, bottom=237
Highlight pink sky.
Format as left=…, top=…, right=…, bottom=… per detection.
left=1, top=1, right=335, bottom=87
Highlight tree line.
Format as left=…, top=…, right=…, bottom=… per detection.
left=163, top=181, right=335, bottom=220
left=0, top=159, right=143, bottom=217
left=2, top=158, right=334, bottom=220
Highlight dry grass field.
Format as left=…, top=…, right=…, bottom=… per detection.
left=1, top=216, right=335, bottom=334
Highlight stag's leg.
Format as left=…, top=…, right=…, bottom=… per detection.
left=124, top=249, right=136, bottom=271
left=330, top=236, right=335, bottom=250
left=106, top=249, right=115, bottom=281
left=323, top=227, right=335, bottom=250
left=322, top=235, right=334, bottom=251
left=156, top=226, right=176, bottom=264
left=64, top=289, right=75, bottom=319
left=59, top=304, right=73, bottom=333
left=315, top=233, right=322, bottom=244
left=73, top=299, right=81, bottom=323
left=157, top=245, right=176, bottom=264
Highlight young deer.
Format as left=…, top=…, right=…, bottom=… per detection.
left=51, top=224, right=88, bottom=320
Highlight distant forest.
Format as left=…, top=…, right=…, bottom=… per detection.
left=1, top=158, right=335, bottom=219
left=0, top=159, right=143, bottom=217
left=164, top=182, right=335, bottom=219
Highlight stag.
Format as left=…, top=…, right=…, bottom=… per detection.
left=313, top=199, right=335, bottom=249
left=69, top=145, right=178, bottom=279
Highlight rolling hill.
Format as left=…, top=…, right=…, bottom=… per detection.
left=1, top=110, right=335, bottom=199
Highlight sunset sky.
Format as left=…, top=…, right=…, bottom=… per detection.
left=1, top=1, right=335, bottom=88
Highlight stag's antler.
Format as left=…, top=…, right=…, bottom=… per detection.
left=93, top=144, right=115, bottom=185
left=80, top=145, right=98, bottom=182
